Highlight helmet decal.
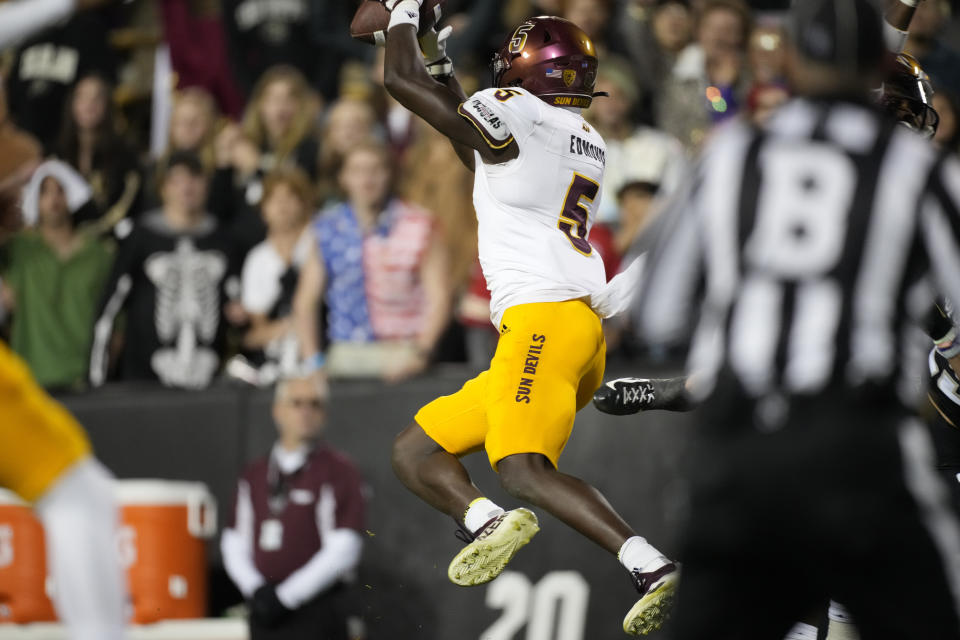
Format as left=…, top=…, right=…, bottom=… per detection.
left=562, top=69, right=577, bottom=87
left=509, top=22, right=536, bottom=54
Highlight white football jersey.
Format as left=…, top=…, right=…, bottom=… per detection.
left=458, top=87, right=608, bottom=327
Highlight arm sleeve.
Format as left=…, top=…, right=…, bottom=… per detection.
left=457, top=88, right=541, bottom=151
left=220, top=479, right=266, bottom=599
left=274, top=463, right=366, bottom=609
left=0, top=0, right=74, bottom=50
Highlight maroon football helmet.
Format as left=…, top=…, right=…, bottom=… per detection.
left=491, top=16, right=600, bottom=109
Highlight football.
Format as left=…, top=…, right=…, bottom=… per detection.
left=349, top=0, right=446, bottom=45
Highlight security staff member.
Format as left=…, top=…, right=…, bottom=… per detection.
left=222, top=376, right=365, bottom=640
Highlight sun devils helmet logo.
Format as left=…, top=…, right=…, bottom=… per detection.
left=490, top=16, right=600, bottom=109
left=509, top=22, right=535, bottom=54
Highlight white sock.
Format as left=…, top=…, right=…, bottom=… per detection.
left=618, top=536, right=669, bottom=573
left=784, top=622, right=818, bottom=640
left=828, top=600, right=854, bottom=623
left=463, top=497, right=505, bottom=535
left=826, top=601, right=860, bottom=640
left=36, top=458, right=127, bottom=640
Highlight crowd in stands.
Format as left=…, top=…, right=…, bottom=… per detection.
left=1, top=0, right=959, bottom=391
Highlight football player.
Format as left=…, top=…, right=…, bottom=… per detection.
left=0, top=195, right=126, bottom=639
left=380, top=3, right=676, bottom=635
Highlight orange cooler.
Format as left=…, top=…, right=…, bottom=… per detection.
left=116, top=480, right=216, bottom=623
left=0, top=489, right=56, bottom=623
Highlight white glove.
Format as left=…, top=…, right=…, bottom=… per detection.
left=590, top=255, right=645, bottom=319
left=384, top=0, right=422, bottom=10
left=419, top=25, right=452, bottom=65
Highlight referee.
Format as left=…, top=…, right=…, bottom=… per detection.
left=637, top=1, right=960, bottom=638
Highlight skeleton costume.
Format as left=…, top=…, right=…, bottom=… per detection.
left=89, top=210, right=239, bottom=389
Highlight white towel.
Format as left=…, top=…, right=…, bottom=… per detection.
left=20, top=159, right=93, bottom=226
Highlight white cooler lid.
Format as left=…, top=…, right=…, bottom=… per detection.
left=114, top=480, right=213, bottom=506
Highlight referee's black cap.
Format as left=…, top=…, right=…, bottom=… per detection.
left=788, top=0, right=886, bottom=73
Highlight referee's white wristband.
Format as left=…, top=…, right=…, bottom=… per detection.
left=388, top=1, right=421, bottom=31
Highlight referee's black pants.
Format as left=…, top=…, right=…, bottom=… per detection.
left=928, top=406, right=960, bottom=517
left=249, top=586, right=351, bottom=640
left=671, top=386, right=960, bottom=640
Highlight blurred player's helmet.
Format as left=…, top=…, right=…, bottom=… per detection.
left=490, top=16, right=600, bottom=109
left=878, top=53, right=940, bottom=139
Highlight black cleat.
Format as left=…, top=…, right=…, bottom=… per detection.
left=592, top=377, right=693, bottom=416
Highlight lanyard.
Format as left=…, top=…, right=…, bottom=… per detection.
left=266, top=449, right=311, bottom=516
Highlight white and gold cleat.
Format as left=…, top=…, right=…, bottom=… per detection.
left=622, top=562, right=679, bottom=635
left=447, top=508, right=540, bottom=586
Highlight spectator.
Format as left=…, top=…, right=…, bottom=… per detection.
left=210, top=66, right=320, bottom=255
left=145, top=87, right=222, bottom=209
left=748, top=21, right=785, bottom=85
left=368, top=50, right=421, bottom=160
left=401, top=125, right=477, bottom=290
left=57, top=72, right=142, bottom=232
left=1, top=160, right=111, bottom=390
left=89, top=151, right=239, bottom=390
left=316, top=97, right=380, bottom=205
left=905, top=0, right=960, bottom=97
left=221, top=375, right=365, bottom=640
left=933, top=88, right=959, bottom=154
left=158, top=0, right=245, bottom=118
left=220, top=0, right=368, bottom=101
left=234, top=168, right=315, bottom=382
left=600, top=181, right=663, bottom=358
left=587, top=62, right=687, bottom=224
left=562, top=0, right=616, bottom=51
left=618, top=0, right=695, bottom=120
left=614, top=182, right=660, bottom=259
left=658, top=0, right=753, bottom=149
left=220, top=0, right=317, bottom=98
left=4, top=9, right=115, bottom=152
left=240, top=66, right=320, bottom=179
left=293, top=142, right=450, bottom=382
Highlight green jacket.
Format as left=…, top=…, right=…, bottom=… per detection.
left=3, top=230, right=113, bottom=389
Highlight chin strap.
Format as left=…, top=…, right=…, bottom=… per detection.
left=592, top=91, right=610, bottom=98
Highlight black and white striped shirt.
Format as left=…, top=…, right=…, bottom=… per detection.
left=638, top=96, right=960, bottom=405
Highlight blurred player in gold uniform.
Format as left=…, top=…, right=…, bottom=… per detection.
left=1, top=192, right=126, bottom=638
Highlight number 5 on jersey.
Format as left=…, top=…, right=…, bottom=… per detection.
left=558, top=173, right=599, bottom=255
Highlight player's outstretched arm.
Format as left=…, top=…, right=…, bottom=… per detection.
left=383, top=4, right=517, bottom=166
left=417, top=25, right=477, bottom=169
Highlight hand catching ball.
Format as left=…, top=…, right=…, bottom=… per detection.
left=349, top=0, right=446, bottom=45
